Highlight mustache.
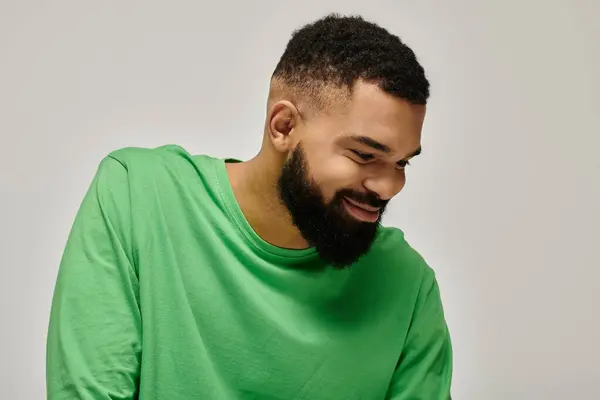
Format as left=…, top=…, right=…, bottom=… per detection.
left=336, top=189, right=388, bottom=209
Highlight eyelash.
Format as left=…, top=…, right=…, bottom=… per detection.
left=397, top=160, right=410, bottom=169
left=350, top=150, right=410, bottom=169
left=351, top=150, right=375, bottom=161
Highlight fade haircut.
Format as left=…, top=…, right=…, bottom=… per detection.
left=271, top=13, right=430, bottom=114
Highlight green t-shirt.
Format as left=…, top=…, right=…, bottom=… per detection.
left=46, top=145, right=452, bottom=399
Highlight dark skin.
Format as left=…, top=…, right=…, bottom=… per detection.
left=226, top=79, right=426, bottom=250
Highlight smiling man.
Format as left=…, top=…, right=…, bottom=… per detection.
left=47, top=13, right=452, bottom=400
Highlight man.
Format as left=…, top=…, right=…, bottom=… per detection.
left=47, top=13, right=452, bottom=399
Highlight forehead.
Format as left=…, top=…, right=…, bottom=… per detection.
left=307, top=81, right=426, bottom=156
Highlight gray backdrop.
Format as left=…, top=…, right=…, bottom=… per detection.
left=1, top=1, right=599, bottom=399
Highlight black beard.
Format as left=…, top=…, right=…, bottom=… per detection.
left=277, top=144, right=388, bottom=268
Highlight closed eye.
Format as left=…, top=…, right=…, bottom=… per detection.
left=350, top=149, right=375, bottom=162
left=396, top=159, right=411, bottom=169
left=351, top=149, right=412, bottom=169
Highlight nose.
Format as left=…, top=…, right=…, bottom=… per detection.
left=363, top=171, right=406, bottom=201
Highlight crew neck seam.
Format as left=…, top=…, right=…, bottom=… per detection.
left=212, top=158, right=318, bottom=263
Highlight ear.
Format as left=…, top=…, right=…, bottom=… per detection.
left=267, top=100, right=301, bottom=153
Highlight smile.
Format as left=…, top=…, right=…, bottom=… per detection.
left=342, top=197, right=381, bottom=223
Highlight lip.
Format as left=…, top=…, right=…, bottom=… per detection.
left=343, top=197, right=380, bottom=223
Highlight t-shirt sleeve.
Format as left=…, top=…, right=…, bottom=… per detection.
left=46, top=156, right=142, bottom=399
left=386, top=267, right=453, bottom=399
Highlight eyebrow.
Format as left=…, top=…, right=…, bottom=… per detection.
left=348, top=135, right=422, bottom=159
left=349, top=135, right=392, bottom=153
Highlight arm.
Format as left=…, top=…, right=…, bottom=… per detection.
left=46, top=156, right=141, bottom=399
left=386, top=268, right=453, bottom=399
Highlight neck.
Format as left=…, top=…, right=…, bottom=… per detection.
left=225, top=153, right=310, bottom=250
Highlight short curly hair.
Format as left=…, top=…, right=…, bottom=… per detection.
left=272, top=13, right=430, bottom=109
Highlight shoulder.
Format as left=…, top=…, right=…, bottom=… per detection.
left=106, top=144, right=196, bottom=170
left=91, top=145, right=195, bottom=192
left=365, top=225, right=436, bottom=286
left=99, top=144, right=217, bottom=182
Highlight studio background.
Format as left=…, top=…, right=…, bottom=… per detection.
left=1, top=1, right=599, bottom=399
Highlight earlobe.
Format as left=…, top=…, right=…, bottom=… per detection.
left=268, top=100, right=299, bottom=153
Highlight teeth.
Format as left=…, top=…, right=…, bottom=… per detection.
left=359, top=207, right=376, bottom=212
left=345, top=198, right=378, bottom=212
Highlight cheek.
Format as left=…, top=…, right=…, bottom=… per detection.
left=312, top=157, right=364, bottom=199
